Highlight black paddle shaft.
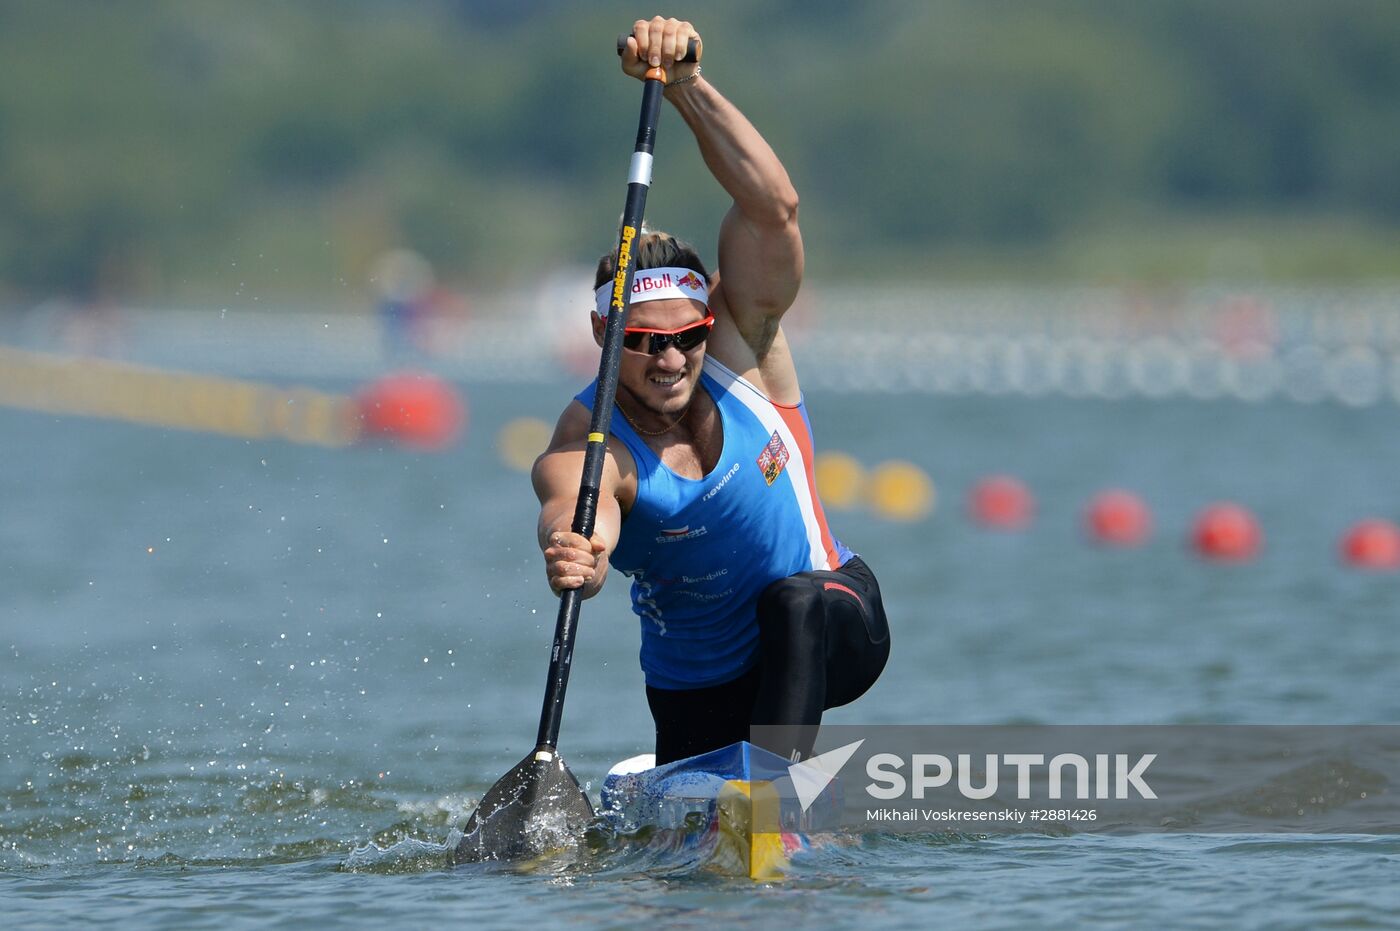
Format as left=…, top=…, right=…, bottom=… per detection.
left=451, top=39, right=704, bottom=866
left=534, top=46, right=692, bottom=751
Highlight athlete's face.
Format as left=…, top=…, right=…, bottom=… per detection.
left=592, top=298, right=708, bottom=418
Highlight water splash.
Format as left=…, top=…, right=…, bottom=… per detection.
left=342, top=837, right=454, bottom=873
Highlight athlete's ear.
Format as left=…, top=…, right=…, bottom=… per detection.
left=590, top=312, right=606, bottom=347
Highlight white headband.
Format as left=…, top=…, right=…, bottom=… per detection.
left=594, top=266, right=709, bottom=315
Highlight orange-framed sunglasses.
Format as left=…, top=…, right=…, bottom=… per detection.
left=622, top=314, right=715, bottom=355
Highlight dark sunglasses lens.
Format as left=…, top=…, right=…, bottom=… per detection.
left=622, top=320, right=712, bottom=354
left=673, top=324, right=710, bottom=351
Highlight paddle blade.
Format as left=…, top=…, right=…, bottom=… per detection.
left=452, top=750, right=595, bottom=863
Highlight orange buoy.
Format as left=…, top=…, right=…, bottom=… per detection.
left=1191, top=503, right=1261, bottom=561
left=969, top=475, right=1033, bottom=530
left=355, top=371, right=465, bottom=450
left=1340, top=519, right=1400, bottom=570
left=1084, top=489, right=1152, bottom=547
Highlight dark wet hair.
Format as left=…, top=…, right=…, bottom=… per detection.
left=593, top=230, right=709, bottom=291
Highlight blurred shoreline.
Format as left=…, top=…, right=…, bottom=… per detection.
left=4, top=284, right=1399, bottom=408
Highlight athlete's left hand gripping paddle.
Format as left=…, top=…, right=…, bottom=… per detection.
left=452, top=34, right=699, bottom=865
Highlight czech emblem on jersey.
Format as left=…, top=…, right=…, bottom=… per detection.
left=756, top=431, right=790, bottom=486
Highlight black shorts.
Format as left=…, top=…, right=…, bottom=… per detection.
left=646, top=555, right=890, bottom=764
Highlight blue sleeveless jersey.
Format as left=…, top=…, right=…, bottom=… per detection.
left=574, top=356, right=853, bottom=689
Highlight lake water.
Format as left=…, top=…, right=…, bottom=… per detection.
left=3, top=379, right=1399, bottom=928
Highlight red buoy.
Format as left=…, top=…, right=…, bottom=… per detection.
left=1191, top=503, right=1261, bottom=562
left=355, top=371, right=465, bottom=450
left=969, top=475, right=1034, bottom=530
left=1084, top=489, right=1152, bottom=547
left=1340, top=519, right=1400, bottom=570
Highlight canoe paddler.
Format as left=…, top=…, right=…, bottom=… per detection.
left=535, top=16, right=889, bottom=764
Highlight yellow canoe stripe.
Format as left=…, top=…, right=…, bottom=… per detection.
left=718, top=778, right=791, bottom=881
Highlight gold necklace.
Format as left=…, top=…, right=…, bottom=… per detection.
left=618, top=400, right=691, bottom=437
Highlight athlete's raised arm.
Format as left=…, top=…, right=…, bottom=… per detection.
left=623, top=18, right=803, bottom=357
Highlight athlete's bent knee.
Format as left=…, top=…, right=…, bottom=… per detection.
left=756, top=576, right=824, bottom=641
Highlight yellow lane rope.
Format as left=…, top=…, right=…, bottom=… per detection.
left=0, top=346, right=360, bottom=447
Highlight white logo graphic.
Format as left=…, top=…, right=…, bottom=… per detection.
left=787, top=739, right=865, bottom=812
left=864, top=753, right=1157, bottom=800
left=702, top=462, right=741, bottom=501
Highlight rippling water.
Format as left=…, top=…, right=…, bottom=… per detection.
left=3, top=382, right=1399, bottom=927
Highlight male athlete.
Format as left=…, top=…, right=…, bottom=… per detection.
left=535, top=17, right=889, bottom=764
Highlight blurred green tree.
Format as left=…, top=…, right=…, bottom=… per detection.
left=0, top=0, right=1395, bottom=299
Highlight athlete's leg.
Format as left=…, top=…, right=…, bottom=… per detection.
left=751, top=556, right=890, bottom=760
left=646, top=665, right=761, bottom=765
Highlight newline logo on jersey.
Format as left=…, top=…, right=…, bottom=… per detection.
left=702, top=462, right=741, bottom=501
left=865, top=753, right=1158, bottom=800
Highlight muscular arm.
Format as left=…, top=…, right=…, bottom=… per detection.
left=531, top=405, right=629, bottom=598
left=665, top=77, right=803, bottom=354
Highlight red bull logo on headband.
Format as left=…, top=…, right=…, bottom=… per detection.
left=595, top=265, right=710, bottom=315
left=633, top=272, right=674, bottom=294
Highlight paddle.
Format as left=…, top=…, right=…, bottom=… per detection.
left=452, top=35, right=699, bottom=865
